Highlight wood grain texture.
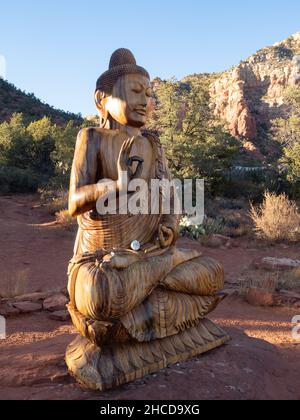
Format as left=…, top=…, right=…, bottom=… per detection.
left=66, top=49, right=229, bottom=391
left=66, top=318, right=230, bottom=392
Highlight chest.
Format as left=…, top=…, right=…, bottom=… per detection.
left=99, top=134, right=154, bottom=181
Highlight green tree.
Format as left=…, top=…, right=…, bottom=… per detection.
left=271, top=87, right=300, bottom=196
left=27, top=117, right=55, bottom=178
left=50, top=120, right=78, bottom=186
left=148, top=76, right=239, bottom=192
left=0, top=113, right=74, bottom=192
left=0, top=113, right=33, bottom=169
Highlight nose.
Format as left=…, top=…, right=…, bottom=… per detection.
left=140, top=91, right=148, bottom=107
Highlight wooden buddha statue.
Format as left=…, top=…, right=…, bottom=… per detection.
left=66, top=48, right=230, bottom=391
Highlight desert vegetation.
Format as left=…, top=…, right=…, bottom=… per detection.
left=250, top=192, right=300, bottom=243
left=0, top=113, right=81, bottom=194
left=0, top=78, right=82, bottom=125
left=1, top=64, right=300, bottom=248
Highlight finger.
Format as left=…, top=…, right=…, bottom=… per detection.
left=128, top=168, right=133, bottom=179
left=165, top=235, right=173, bottom=247
left=159, top=225, right=166, bottom=246
left=120, top=137, right=133, bottom=158
left=123, top=137, right=135, bottom=156
left=119, top=137, right=130, bottom=155
left=161, top=226, right=172, bottom=234
left=133, top=161, right=144, bottom=179
left=162, top=226, right=174, bottom=247
left=118, top=140, right=130, bottom=169
left=120, top=137, right=135, bottom=168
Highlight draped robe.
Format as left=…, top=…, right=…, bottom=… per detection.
left=68, top=131, right=224, bottom=344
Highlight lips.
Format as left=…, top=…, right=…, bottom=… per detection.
left=134, top=108, right=147, bottom=116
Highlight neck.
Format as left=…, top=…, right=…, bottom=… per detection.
left=105, top=117, right=142, bottom=136
left=124, top=126, right=141, bottom=136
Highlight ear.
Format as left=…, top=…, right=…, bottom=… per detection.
left=94, top=90, right=106, bottom=112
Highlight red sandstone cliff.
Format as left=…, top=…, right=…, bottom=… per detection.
left=210, top=32, right=300, bottom=140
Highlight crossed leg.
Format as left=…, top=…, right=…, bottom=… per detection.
left=120, top=256, right=225, bottom=342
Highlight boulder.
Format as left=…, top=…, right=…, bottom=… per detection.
left=12, top=301, right=42, bottom=314
left=49, top=310, right=71, bottom=322
left=0, top=302, right=20, bottom=318
left=273, top=289, right=300, bottom=307
left=43, top=294, right=68, bottom=312
left=256, top=257, right=300, bottom=271
left=205, top=234, right=232, bottom=249
left=13, top=292, right=48, bottom=303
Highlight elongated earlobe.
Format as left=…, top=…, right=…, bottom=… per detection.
left=95, top=90, right=108, bottom=128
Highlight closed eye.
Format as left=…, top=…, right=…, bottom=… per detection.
left=132, top=87, right=142, bottom=94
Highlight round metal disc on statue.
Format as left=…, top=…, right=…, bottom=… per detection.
left=130, top=240, right=141, bottom=251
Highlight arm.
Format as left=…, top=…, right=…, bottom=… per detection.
left=69, top=128, right=108, bottom=217
left=69, top=132, right=140, bottom=217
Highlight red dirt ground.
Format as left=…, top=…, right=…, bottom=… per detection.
left=0, top=195, right=299, bottom=400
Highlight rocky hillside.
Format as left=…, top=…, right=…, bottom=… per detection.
left=210, top=32, right=300, bottom=140
left=0, top=78, right=82, bottom=125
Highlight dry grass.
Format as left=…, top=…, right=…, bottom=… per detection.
left=55, top=209, right=76, bottom=228
left=225, top=223, right=250, bottom=238
left=250, top=192, right=300, bottom=243
left=240, top=276, right=277, bottom=307
left=0, top=270, right=29, bottom=299
left=44, top=190, right=69, bottom=215
left=240, top=267, right=300, bottom=307
left=240, top=275, right=277, bottom=295
left=277, top=267, right=300, bottom=291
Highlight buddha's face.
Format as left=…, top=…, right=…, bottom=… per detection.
left=103, top=74, right=152, bottom=128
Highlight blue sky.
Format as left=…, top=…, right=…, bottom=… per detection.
left=1, top=0, right=300, bottom=116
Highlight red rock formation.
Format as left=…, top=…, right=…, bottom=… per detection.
left=210, top=32, right=300, bottom=140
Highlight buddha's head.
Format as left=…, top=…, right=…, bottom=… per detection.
left=95, top=49, right=152, bottom=128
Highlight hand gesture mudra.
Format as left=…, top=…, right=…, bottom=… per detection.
left=117, top=137, right=144, bottom=192
left=159, top=224, right=175, bottom=248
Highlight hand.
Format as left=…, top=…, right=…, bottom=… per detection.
left=159, top=224, right=175, bottom=248
left=101, top=252, right=141, bottom=270
left=117, top=137, right=144, bottom=192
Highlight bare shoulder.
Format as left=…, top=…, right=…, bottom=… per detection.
left=78, top=127, right=123, bottom=140
left=75, top=127, right=110, bottom=152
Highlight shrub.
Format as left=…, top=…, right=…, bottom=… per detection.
left=55, top=209, right=76, bottom=228
left=41, top=189, right=69, bottom=214
left=179, top=217, right=205, bottom=240
left=179, top=216, right=226, bottom=240
left=202, top=217, right=226, bottom=236
left=250, top=192, right=300, bottom=242
left=0, top=166, right=39, bottom=194
left=277, top=268, right=300, bottom=291
left=240, top=276, right=277, bottom=307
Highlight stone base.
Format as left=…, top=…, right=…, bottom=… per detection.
left=66, top=318, right=230, bottom=391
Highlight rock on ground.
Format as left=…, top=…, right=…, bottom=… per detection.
left=258, top=257, right=300, bottom=271
left=43, top=294, right=69, bottom=312
left=49, top=310, right=70, bottom=322
left=12, top=302, right=42, bottom=314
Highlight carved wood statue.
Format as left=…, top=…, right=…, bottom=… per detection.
left=65, top=48, right=230, bottom=391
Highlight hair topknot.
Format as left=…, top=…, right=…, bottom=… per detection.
left=109, top=48, right=137, bottom=69
left=96, top=48, right=150, bottom=94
